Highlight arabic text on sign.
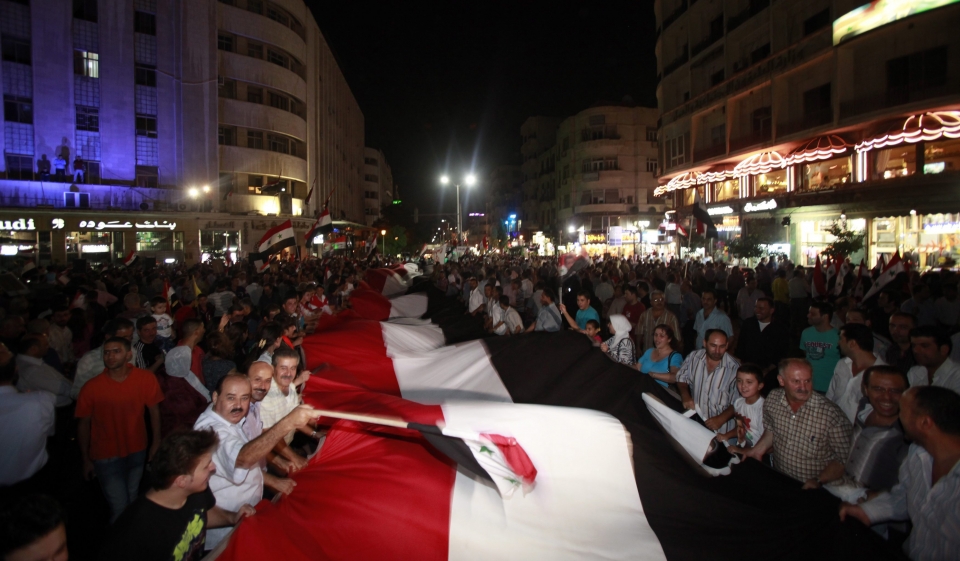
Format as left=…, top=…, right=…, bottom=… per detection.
left=585, top=233, right=606, bottom=244
left=743, top=199, right=778, bottom=212
left=81, top=245, right=111, bottom=253
left=708, top=206, right=734, bottom=216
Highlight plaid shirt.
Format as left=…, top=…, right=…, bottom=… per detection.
left=763, top=388, right=852, bottom=483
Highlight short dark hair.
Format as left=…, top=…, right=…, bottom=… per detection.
left=103, top=336, right=132, bottom=352
left=272, top=346, right=300, bottom=367
left=228, top=304, right=245, bottom=315
left=215, top=373, right=249, bottom=395
left=889, top=311, right=917, bottom=327
left=16, top=336, right=44, bottom=355
left=701, top=288, right=718, bottom=300
left=755, top=297, right=774, bottom=308
left=104, top=318, right=135, bottom=337
left=736, top=363, right=764, bottom=383
left=0, top=495, right=66, bottom=557
left=624, top=284, right=638, bottom=296
left=809, top=301, right=833, bottom=320
left=862, top=364, right=909, bottom=388
left=910, top=326, right=952, bottom=354
left=577, top=290, right=592, bottom=299
left=703, top=328, right=728, bottom=343
left=840, top=323, right=874, bottom=352
left=499, top=295, right=510, bottom=306
left=136, top=315, right=158, bottom=331
left=149, top=296, right=168, bottom=307
left=585, top=319, right=600, bottom=330
left=912, top=385, right=960, bottom=437
left=150, top=429, right=219, bottom=490
left=541, top=287, right=557, bottom=302
left=181, top=318, right=204, bottom=338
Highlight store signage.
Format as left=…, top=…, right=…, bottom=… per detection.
left=204, top=221, right=237, bottom=230
left=81, top=245, right=110, bottom=253
left=924, top=222, right=960, bottom=233
left=0, top=218, right=36, bottom=231
left=0, top=245, right=34, bottom=256
left=744, top=199, right=778, bottom=213
left=608, top=227, right=623, bottom=247
left=585, top=233, right=606, bottom=244
left=834, top=0, right=959, bottom=45
left=708, top=206, right=734, bottom=216
left=76, top=220, right=177, bottom=230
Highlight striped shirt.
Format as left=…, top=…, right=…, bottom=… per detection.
left=535, top=303, right=562, bottom=332
left=676, top=350, right=740, bottom=433
left=860, top=444, right=960, bottom=561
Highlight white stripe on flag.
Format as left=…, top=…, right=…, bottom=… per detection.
left=380, top=320, right=445, bottom=356
left=382, top=271, right=408, bottom=296
left=391, top=340, right=512, bottom=404
left=388, top=292, right=429, bottom=319
left=444, top=402, right=666, bottom=561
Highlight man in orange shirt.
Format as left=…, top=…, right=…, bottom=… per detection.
left=76, top=337, right=164, bottom=522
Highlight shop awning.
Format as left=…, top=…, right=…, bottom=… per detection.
left=732, top=151, right=786, bottom=176
left=653, top=165, right=735, bottom=197
left=855, top=110, right=960, bottom=152
left=783, top=135, right=851, bottom=166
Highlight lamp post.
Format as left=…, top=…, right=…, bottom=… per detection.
left=440, top=174, right=476, bottom=246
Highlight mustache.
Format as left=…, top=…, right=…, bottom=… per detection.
left=230, top=407, right=243, bottom=414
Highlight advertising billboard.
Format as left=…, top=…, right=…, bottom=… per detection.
left=833, top=0, right=959, bottom=44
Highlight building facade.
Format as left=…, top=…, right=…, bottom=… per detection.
left=514, top=104, right=665, bottom=256
left=362, top=147, right=393, bottom=226
left=0, top=0, right=365, bottom=267
left=655, top=0, right=960, bottom=267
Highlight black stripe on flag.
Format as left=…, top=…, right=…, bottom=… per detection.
left=482, top=331, right=901, bottom=561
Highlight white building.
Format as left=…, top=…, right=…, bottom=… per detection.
left=362, top=147, right=393, bottom=226
left=0, top=0, right=366, bottom=265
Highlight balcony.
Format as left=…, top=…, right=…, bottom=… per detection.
left=694, top=142, right=726, bottom=162
left=777, top=109, right=833, bottom=137
left=691, top=27, right=724, bottom=58
left=662, top=44, right=689, bottom=78
left=727, top=0, right=769, bottom=33
left=661, top=0, right=688, bottom=32
left=729, top=128, right=772, bottom=152
left=0, top=180, right=183, bottom=211
left=839, top=84, right=955, bottom=120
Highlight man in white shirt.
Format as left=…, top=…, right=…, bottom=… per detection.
left=467, top=276, right=485, bottom=315
left=493, top=296, right=523, bottom=335
left=736, top=276, right=762, bottom=321
left=15, top=336, right=73, bottom=408
left=194, top=374, right=319, bottom=549
left=0, top=343, right=56, bottom=486
left=906, top=326, right=960, bottom=394
left=827, top=324, right=884, bottom=424
left=259, top=346, right=316, bottom=476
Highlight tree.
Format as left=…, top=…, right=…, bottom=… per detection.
left=823, top=224, right=864, bottom=261
left=382, top=225, right=408, bottom=258
left=726, top=234, right=766, bottom=261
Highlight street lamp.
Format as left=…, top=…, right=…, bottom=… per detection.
left=440, top=174, right=476, bottom=246
left=188, top=187, right=199, bottom=198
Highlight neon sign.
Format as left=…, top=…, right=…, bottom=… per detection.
left=744, top=199, right=778, bottom=212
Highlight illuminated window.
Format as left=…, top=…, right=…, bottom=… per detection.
left=73, top=51, right=99, bottom=78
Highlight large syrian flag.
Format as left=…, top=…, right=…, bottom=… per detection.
left=214, top=324, right=900, bottom=561
left=218, top=365, right=660, bottom=561
left=252, top=220, right=296, bottom=271
left=692, top=190, right=717, bottom=239
left=350, top=287, right=429, bottom=320
left=861, top=251, right=906, bottom=302
left=363, top=267, right=411, bottom=296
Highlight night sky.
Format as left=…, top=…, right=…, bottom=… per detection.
left=310, top=0, right=657, bottom=219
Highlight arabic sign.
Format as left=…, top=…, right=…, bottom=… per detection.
left=585, top=233, right=606, bottom=244
left=708, top=206, right=735, bottom=216
left=743, top=199, right=778, bottom=213
left=75, top=220, right=177, bottom=230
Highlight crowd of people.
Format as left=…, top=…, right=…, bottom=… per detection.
left=0, top=252, right=959, bottom=560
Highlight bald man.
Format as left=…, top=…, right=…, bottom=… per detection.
left=193, top=374, right=320, bottom=550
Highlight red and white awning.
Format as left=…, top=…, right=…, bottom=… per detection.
left=783, top=135, right=851, bottom=166
left=653, top=166, right=735, bottom=196
left=855, top=110, right=960, bottom=152
left=732, top=151, right=786, bottom=176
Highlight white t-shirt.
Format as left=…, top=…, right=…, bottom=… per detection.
left=733, top=396, right=765, bottom=447
left=153, top=313, right=174, bottom=338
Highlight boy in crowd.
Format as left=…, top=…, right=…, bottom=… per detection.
left=584, top=319, right=602, bottom=345
left=149, top=297, right=176, bottom=352
left=724, top=364, right=765, bottom=450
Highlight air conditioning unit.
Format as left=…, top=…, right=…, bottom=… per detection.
left=177, top=202, right=189, bottom=211
left=64, top=192, right=90, bottom=209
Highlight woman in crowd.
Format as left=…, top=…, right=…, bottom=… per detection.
left=637, top=324, right=683, bottom=388
left=601, top=314, right=635, bottom=365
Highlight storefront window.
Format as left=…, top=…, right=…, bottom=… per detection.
left=801, top=155, right=852, bottom=191
left=756, top=169, right=787, bottom=196
left=800, top=218, right=865, bottom=266
left=874, top=146, right=916, bottom=180
left=0, top=231, right=39, bottom=267
left=923, top=137, right=960, bottom=175
left=681, top=185, right=706, bottom=206
left=137, top=231, right=184, bottom=252
left=200, top=230, right=240, bottom=263
left=67, top=231, right=119, bottom=265
left=711, top=179, right=739, bottom=202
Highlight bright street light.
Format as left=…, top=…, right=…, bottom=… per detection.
left=202, top=185, right=210, bottom=193
left=439, top=175, right=450, bottom=185
left=464, top=174, right=477, bottom=186
left=188, top=187, right=199, bottom=198
left=380, top=229, right=386, bottom=236
left=440, top=174, right=478, bottom=246
left=568, top=225, right=576, bottom=233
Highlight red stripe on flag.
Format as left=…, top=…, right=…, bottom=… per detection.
left=258, top=219, right=293, bottom=248
left=363, top=269, right=390, bottom=293
left=482, top=433, right=538, bottom=486
left=348, top=288, right=392, bottom=321
left=300, top=312, right=399, bottom=396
